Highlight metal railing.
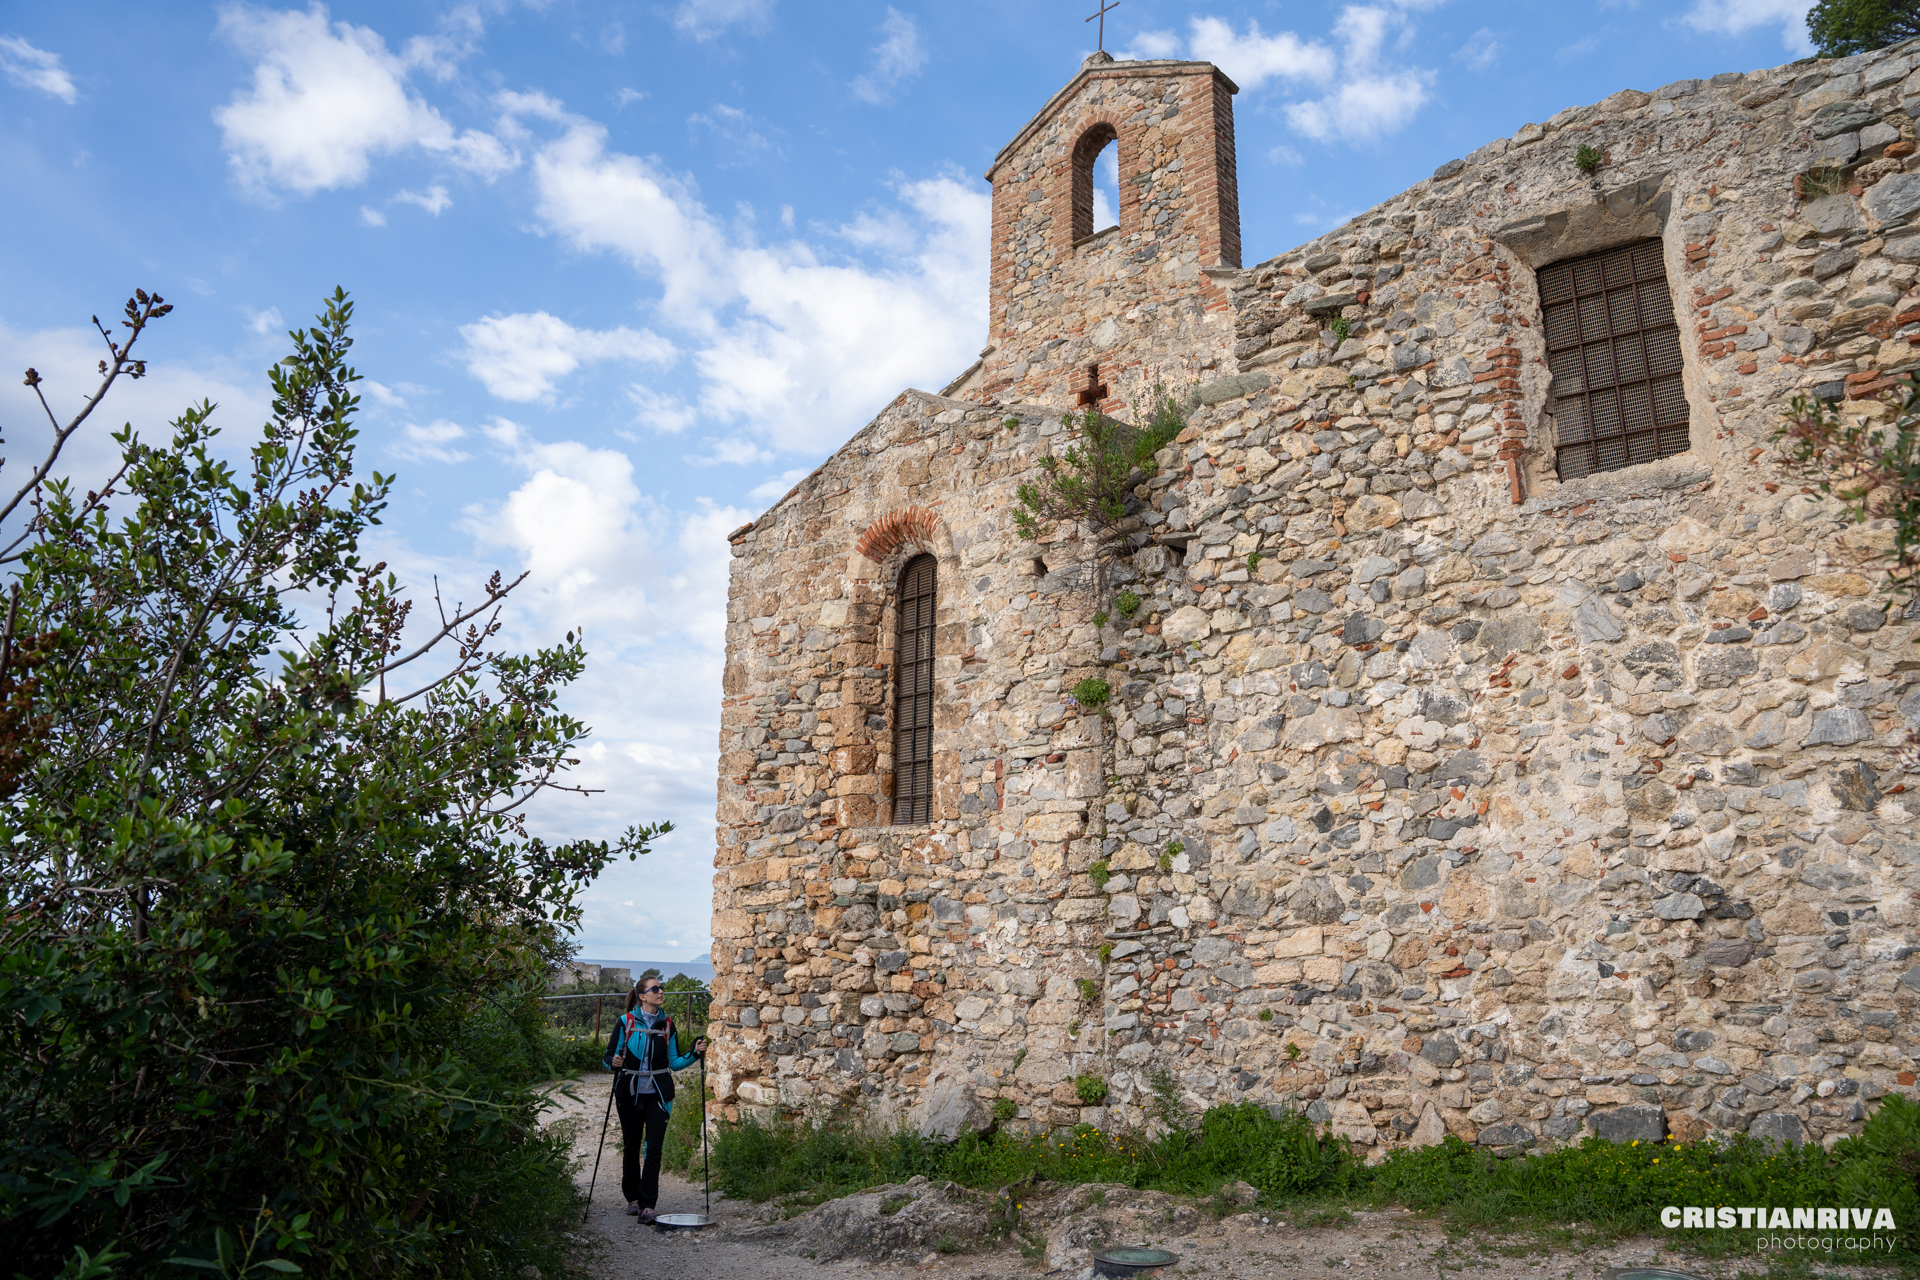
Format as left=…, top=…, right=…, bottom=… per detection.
left=538, top=987, right=711, bottom=1053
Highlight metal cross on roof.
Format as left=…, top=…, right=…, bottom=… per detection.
left=1085, top=0, right=1120, bottom=52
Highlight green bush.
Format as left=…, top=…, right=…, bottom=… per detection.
left=0, top=290, right=673, bottom=1277
left=1114, top=589, right=1143, bottom=620
left=1071, top=677, right=1111, bottom=709
left=1074, top=1074, right=1109, bottom=1106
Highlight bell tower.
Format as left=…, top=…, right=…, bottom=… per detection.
left=972, top=52, right=1242, bottom=407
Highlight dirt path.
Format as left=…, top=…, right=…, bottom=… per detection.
left=542, top=1077, right=1881, bottom=1280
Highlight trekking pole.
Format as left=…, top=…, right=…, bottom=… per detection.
left=700, top=993, right=711, bottom=1218
left=583, top=1068, right=616, bottom=1222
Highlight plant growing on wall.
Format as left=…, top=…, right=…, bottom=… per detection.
left=1575, top=144, right=1603, bottom=173
left=1070, top=677, right=1111, bottom=709
left=1013, top=387, right=1185, bottom=607
left=1776, top=378, right=1920, bottom=605
left=1074, top=1074, right=1110, bottom=1105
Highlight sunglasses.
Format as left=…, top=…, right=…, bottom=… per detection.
left=640, top=985, right=664, bottom=994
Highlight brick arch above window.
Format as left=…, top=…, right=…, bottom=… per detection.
left=854, top=505, right=942, bottom=565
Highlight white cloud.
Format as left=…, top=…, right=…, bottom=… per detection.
left=459, top=312, right=678, bottom=403
left=851, top=8, right=927, bottom=104
left=359, top=205, right=387, bottom=226
left=687, top=103, right=778, bottom=166
left=214, top=4, right=516, bottom=197
left=394, top=183, right=452, bottom=214
left=615, top=87, right=646, bottom=109
left=243, top=305, right=284, bottom=335
left=1454, top=28, right=1502, bottom=70
left=1092, top=146, right=1118, bottom=232
left=0, top=35, right=77, bottom=103
left=1187, top=16, right=1336, bottom=90
left=1682, top=0, right=1815, bottom=52
left=515, top=107, right=989, bottom=454
left=393, top=418, right=469, bottom=463
left=363, top=379, right=408, bottom=407
left=747, top=466, right=810, bottom=504
left=1282, top=6, right=1435, bottom=143
left=672, top=0, right=774, bottom=40
left=628, top=384, right=700, bottom=434
left=1119, top=29, right=1181, bottom=60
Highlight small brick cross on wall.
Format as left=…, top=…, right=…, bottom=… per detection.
left=1075, top=362, right=1108, bottom=407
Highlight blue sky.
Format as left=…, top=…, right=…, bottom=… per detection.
left=0, top=0, right=1819, bottom=955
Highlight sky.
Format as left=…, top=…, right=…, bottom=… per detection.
left=0, top=0, right=1824, bottom=955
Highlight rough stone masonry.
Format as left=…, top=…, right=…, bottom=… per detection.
left=708, top=41, right=1920, bottom=1155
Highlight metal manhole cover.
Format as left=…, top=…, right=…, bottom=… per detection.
left=1091, top=1246, right=1179, bottom=1276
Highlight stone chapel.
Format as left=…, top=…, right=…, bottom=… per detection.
left=708, top=42, right=1920, bottom=1152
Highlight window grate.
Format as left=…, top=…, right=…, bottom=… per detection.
left=891, top=555, right=937, bottom=825
left=1541, top=238, right=1690, bottom=481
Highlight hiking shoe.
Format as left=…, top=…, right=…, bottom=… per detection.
left=625, top=1201, right=641, bottom=1216
left=638, top=1207, right=656, bottom=1224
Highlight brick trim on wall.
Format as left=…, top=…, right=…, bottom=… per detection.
left=854, top=505, right=941, bottom=564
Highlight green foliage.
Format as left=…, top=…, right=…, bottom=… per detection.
left=1011, top=1047, right=1027, bottom=1072
left=1258, top=1008, right=1274, bottom=1022
left=1327, top=316, right=1353, bottom=344
left=1075, top=978, right=1101, bottom=1004
left=1098, top=942, right=1114, bottom=964
left=706, top=1096, right=1920, bottom=1261
left=1114, top=589, right=1143, bottom=619
left=1013, top=390, right=1186, bottom=604
left=1575, top=143, right=1603, bottom=173
left=1147, top=1069, right=1184, bottom=1130
left=1074, top=1074, right=1110, bottom=1106
left=661, top=1069, right=714, bottom=1176
left=0, top=291, right=669, bottom=1276
left=1091, top=610, right=1109, bottom=628
left=1286, top=1042, right=1303, bottom=1062
left=1776, top=375, right=1920, bottom=604
left=1366, top=1102, right=1920, bottom=1255
left=992, top=1098, right=1019, bottom=1123
left=1071, top=677, right=1111, bottom=708
left=1164, top=840, right=1185, bottom=858
left=1066, top=1019, right=1082, bottom=1038
left=1246, top=552, right=1262, bottom=572
left=1799, top=164, right=1850, bottom=199
left=1809, top=0, right=1920, bottom=55
left=1087, top=859, right=1112, bottom=888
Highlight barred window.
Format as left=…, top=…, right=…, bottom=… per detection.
left=891, top=555, right=936, bottom=825
left=1542, top=238, right=1690, bottom=480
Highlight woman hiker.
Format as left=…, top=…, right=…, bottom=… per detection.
left=603, top=978, right=706, bottom=1222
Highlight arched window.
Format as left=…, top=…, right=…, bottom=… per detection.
left=891, top=554, right=937, bottom=825
left=1071, top=123, right=1119, bottom=242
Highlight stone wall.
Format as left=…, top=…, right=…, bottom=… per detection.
left=709, top=40, right=1920, bottom=1153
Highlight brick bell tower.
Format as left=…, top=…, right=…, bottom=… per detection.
left=971, top=51, right=1243, bottom=408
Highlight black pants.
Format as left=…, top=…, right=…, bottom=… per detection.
left=614, top=1082, right=669, bottom=1208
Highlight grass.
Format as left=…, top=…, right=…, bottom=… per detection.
left=708, top=1096, right=1920, bottom=1265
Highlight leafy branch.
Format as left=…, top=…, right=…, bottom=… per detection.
left=1774, top=376, right=1920, bottom=605
left=1013, top=387, right=1185, bottom=605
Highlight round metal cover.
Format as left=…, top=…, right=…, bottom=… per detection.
left=1090, top=1246, right=1178, bottom=1274
left=1603, top=1270, right=1702, bottom=1280
left=651, top=1213, right=714, bottom=1230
